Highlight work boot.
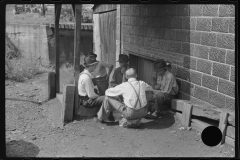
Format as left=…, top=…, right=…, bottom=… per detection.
left=107, top=112, right=115, bottom=122
left=151, top=111, right=162, bottom=118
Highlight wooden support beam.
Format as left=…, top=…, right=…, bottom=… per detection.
left=71, top=4, right=75, bottom=17
left=219, top=111, right=229, bottom=144
left=181, top=103, right=193, bottom=128
left=54, top=4, right=62, bottom=93
left=73, top=4, right=82, bottom=115
left=48, top=72, right=56, bottom=100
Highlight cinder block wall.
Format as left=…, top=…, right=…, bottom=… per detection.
left=120, top=4, right=235, bottom=111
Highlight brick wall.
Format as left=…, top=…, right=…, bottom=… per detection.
left=121, top=4, right=235, bottom=111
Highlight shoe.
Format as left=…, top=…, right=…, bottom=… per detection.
left=107, top=112, right=116, bottom=122
left=145, top=113, right=158, bottom=119
left=93, top=117, right=105, bottom=123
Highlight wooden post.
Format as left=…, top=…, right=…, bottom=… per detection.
left=73, top=4, right=82, bottom=115
left=48, top=72, right=56, bottom=99
left=181, top=103, right=193, bottom=128
left=219, top=111, right=229, bottom=144
left=54, top=4, right=62, bottom=93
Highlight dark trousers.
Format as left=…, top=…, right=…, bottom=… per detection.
left=155, top=92, right=175, bottom=112
left=79, top=95, right=105, bottom=111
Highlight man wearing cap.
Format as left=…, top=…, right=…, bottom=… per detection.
left=147, top=59, right=179, bottom=118
left=87, top=52, right=114, bottom=96
left=78, top=56, right=105, bottom=115
left=109, top=54, right=129, bottom=88
left=95, top=68, right=158, bottom=124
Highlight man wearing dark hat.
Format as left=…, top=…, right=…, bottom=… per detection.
left=86, top=52, right=114, bottom=96
left=109, top=54, right=129, bottom=88
left=77, top=56, right=105, bottom=115
left=147, top=59, right=179, bottom=118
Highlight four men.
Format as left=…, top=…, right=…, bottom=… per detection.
left=78, top=52, right=179, bottom=126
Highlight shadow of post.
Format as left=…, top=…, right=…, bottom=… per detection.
left=6, top=140, right=40, bottom=157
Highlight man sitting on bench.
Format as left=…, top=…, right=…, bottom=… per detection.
left=78, top=56, right=105, bottom=117
left=94, top=68, right=158, bottom=123
left=147, top=59, right=179, bottom=118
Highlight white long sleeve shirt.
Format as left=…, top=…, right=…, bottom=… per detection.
left=78, top=69, right=98, bottom=99
left=105, top=78, right=154, bottom=110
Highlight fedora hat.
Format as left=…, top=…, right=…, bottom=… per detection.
left=117, top=54, right=129, bottom=62
left=84, top=55, right=98, bottom=67
left=153, top=59, right=166, bottom=70
left=88, top=52, right=97, bottom=58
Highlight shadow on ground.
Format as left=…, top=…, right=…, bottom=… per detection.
left=6, top=140, right=40, bottom=157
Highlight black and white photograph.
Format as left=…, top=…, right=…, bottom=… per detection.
left=5, top=3, right=236, bottom=158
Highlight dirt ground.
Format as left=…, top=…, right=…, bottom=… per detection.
left=5, top=69, right=235, bottom=157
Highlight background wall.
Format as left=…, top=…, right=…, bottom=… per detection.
left=121, top=4, right=235, bottom=111
left=6, top=23, right=93, bottom=66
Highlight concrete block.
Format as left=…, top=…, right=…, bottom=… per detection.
left=169, top=41, right=181, bottom=53
left=147, top=27, right=156, bottom=37
left=160, top=40, right=170, bottom=51
left=218, top=79, right=235, bottom=98
left=217, top=33, right=235, bottom=50
left=193, top=85, right=209, bottom=102
left=190, top=70, right=202, bottom=85
left=212, top=18, right=230, bottom=33
left=171, top=17, right=182, bottom=29
left=150, top=38, right=159, bottom=49
left=180, top=80, right=194, bottom=96
left=202, top=74, right=218, bottom=91
left=176, top=5, right=189, bottom=16
left=176, top=66, right=190, bottom=81
left=181, top=43, right=194, bottom=56
left=203, top=5, right=219, bottom=17
left=201, top=32, right=217, bottom=47
left=209, top=47, right=226, bottom=63
left=190, top=5, right=203, bottom=16
left=196, top=18, right=212, bottom=32
left=196, top=59, right=212, bottom=75
left=225, top=96, right=235, bottom=112
left=230, top=67, right=235, bottom=82
left=183, top=56, right=197, bottom=70
left=208, top=90, right=226, bottom=108
left=212, top=63, right=230, bottom=80
left=229, top=18, right=235, bottom=33
left=62, top=84, right=75, bottom=124
left=193, top=44, right=209, bottom=59
left=175, top=30, right=188, bottom=42
left=226, top=50, right=235, bottom=66
left=219, top=5, right=235, bottom=17
left=155, top=28, right=165, bottom=39
left=189, top=31, right=201, bottom=44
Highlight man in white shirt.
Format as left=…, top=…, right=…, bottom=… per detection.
left=78, top=56, right=105, bottom=116
left=94, top=68, right=158, bottom=123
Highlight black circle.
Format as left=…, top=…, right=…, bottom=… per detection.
left=201, top=126, right=222, bottom=147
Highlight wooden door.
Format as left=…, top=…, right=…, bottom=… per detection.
left=98, top=10, right=116, bottom=66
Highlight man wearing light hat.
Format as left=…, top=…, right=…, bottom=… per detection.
left=147, top=59, right=179, bottom=118
left=109, top=54, right=129, bottom=88
left=77, top=56, right=105, bottom=115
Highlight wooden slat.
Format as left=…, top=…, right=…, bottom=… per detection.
left=182, top=103, right=193, bottom=128
left=171, top=99, right=235, bottom=126
left=73, top=4, right=82, bottom=115
left=93, top=14, right=101, bottom=61
left=225, top=136, right=235, bottom=147
left=54, top=4, right=62, bottom=93
left=219, top=112, right=229, bottom=144
left=191, top=119, right=212, bottom=129
left=226, top=126, right=235, bottom=139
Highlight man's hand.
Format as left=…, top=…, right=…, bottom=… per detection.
left=121, top=67, right=127, bottom=74
left=153, top=84, right=161, bottom=90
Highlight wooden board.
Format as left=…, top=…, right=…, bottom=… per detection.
left=73, top=4, right=82, bottom=115
left=191, top=122, right=204, bottom=133
left=219, top=112, right=229, bottom=144
left=191, top=119, right=212, bottom=129
left=226, top=126, right=235, bottom=139
left=99, top=10, right=116, bottom=66
left=48, top=72, right=56, bottom=100
left=182, top=103, right=193, bottom=128
left=171, top=99, right=235, bottom=126
left=54, top=4, right=62, bottom=93
left=225, top=136, right=235, bottom=147
left=62, top=85, right=75, bottom=124
left=93, top=14, right=102, bottom=61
